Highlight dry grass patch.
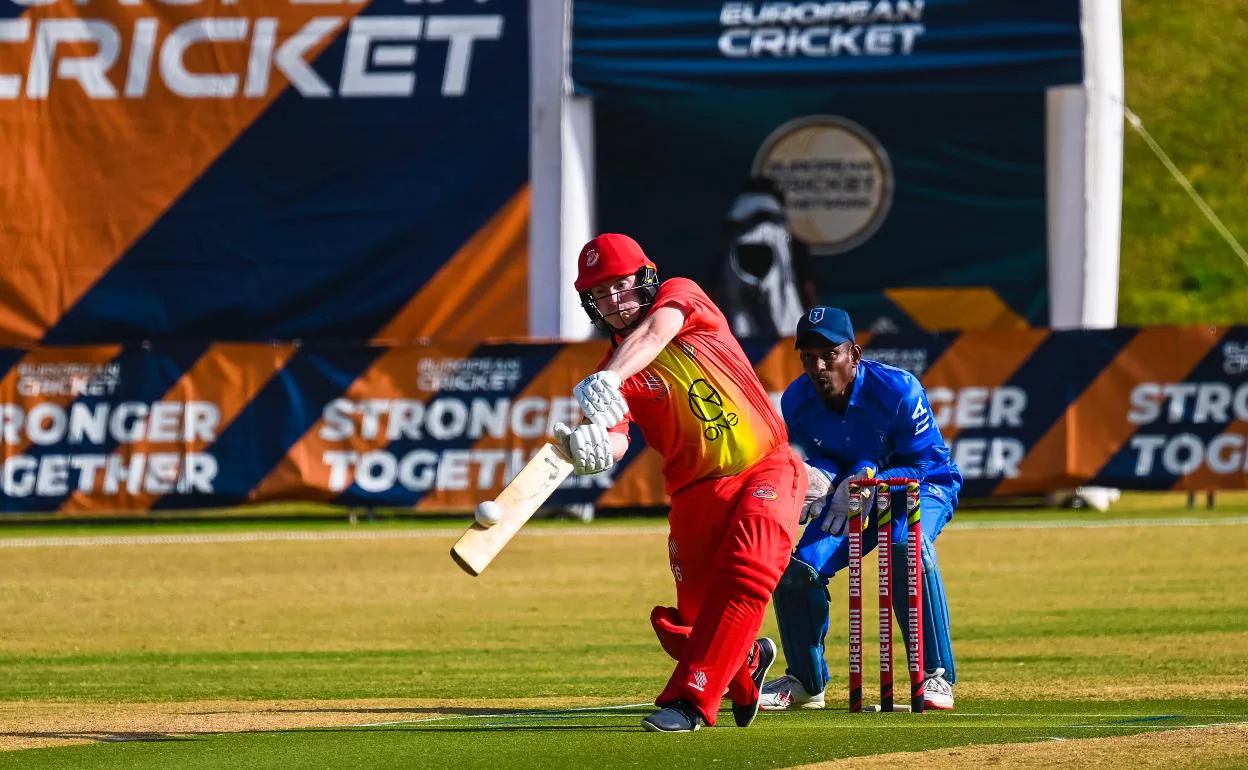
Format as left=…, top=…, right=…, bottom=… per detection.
left=0, top=697, right=620, bottom=752
left=792, top=723, right=1248, bottom=769
left=955, top=678, right=1248, bottom=702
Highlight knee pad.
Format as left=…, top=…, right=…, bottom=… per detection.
left=773, top=557, right=831, bottom=694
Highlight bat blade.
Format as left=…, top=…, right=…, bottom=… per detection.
left=450, top=443, right=574, bottom=576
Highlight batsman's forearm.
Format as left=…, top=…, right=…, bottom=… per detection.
left=601, top=306, right=685, bottom=380
left=604, top=327, right=671, bottom=380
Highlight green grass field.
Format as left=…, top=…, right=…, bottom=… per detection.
left=0, top=500, right=1246, bottom=768
left=1119, top=0, right=1248, bottom=325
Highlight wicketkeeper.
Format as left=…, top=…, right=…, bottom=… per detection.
left=761, top=306, right=961, bottom=711
left=553, top=233, right=807, bottom=732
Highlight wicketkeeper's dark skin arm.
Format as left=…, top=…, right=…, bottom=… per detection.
left=597, top=305, right=688, bottom=461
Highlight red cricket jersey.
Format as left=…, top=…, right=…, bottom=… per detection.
left=604, top=278, right=788, bottom=494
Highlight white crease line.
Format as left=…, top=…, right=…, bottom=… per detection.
left=1, top=515, right=1246, bottom=549
left=354, top=702, right=653, bottom=728
left=951, top=713, right=1245, bottom=718
left=950, top=516, right=1248, bottom=531
left=1175, top=721, right=1248, bottom=730
left=349, top=710, right=1248, bottom=734
left=0, top=527, right=668, bottom=549
left=1072, top=720, right=1248, bottom=731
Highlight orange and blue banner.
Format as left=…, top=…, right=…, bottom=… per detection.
left=0, top=0, right=530, bottom=347
left=0, top=0, right=532, bottom=515
left=1, top=327, right=1244, bottom=514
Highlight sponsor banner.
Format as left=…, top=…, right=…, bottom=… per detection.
left=575, top=0, right=1075, bottom=332
left=593, top=90, right=1049, bottom=331
left=0, top=0, right=529, bottom=346
left=1, top=328, right=1244, bottom=514
left=571, top=0, right=1083, bottom=94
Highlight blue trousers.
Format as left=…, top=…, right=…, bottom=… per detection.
left=773, top=481, right=958, bottom=694
left=794, top=482, right=955, bottom=575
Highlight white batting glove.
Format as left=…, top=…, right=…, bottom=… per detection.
left=552, top=422, right=615, bottom=476
left=574, top=370, right=627, bottom=428
left=552, top=422, right=575, bottom=463
left=822, top=468, right=875, bottom=534
left=799, top=465, right=834, bottom=525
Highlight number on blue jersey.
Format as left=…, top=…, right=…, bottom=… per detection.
left=912, top=400, right=931, bottom=436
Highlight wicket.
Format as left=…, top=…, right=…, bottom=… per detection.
left=847, top=478, right=925, bottom=714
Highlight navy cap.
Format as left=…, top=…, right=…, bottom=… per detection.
left=794, top=307, right=855, bottom=348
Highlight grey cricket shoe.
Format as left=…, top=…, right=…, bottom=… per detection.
left=641, top=700, right=704, bottom=733
left=731, top=637, right=777, bottom=727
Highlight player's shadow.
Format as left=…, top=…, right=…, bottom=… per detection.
left=180, top=705, right=653, bottom=735
left=0, top=731, right=190, bottom=745
left=229, top=706, right=650, bottom=719
left=290, top=705, right=651, bottom=734
left=387, top=724, right=636, bottom=733
left=247, top=706, right=535, bottom=716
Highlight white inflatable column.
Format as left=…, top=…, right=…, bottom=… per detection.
left=1046, top=1, right=1125, bottom=510
left=1047, top=0, right=1124, bottom=331
left=530, top=0, right=596, bottom=340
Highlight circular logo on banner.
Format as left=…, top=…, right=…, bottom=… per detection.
left=752, top=116, right=894, bottom=256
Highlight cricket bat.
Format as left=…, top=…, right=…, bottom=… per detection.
left=450, top=443, right=574, bottom=576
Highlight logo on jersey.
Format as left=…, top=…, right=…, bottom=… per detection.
left=752, top=486, right=778, bottom=500
left=584, top=249, right=600, bottom=267
left=687, top=378, right=739, bottom=441
left=639, top=370, right=673, bottom=400
left=689, top=671, right=708, bottom=692
left=674, top=340, right=698, bottom=360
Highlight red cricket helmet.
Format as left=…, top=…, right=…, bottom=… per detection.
left=574, top=234, right=660, bottom=336
left=574, top=234, right=657, bottom=292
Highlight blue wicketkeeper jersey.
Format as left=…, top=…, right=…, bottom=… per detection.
left=781, top=359, right=962, bottom=491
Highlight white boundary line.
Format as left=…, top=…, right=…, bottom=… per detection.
left=949, top=515, right=1248, bottom=531
left=0, top=516, right=1245, bottom=548
left=0, top=526, right=666, bottom=549
left=348, top=706, right=1247, bottom=731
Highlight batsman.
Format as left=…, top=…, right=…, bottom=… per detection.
left=554, top=233, right=807, bottom=732
left=761, top=307, right=961, bottom=711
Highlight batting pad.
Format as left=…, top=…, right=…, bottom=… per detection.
left=890, top=536, right=957, bottom=683
left=772, top=556, right=831, bottom=695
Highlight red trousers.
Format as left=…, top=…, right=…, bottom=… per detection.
left=649, top=444, right=806, bottom=725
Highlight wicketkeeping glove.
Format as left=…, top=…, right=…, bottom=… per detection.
left=820, top=467, right=876, bottom=535
left=799, top=464, right=834, bottom=526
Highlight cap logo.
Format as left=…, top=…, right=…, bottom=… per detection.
left=584, top=249, right=599, bottom=267
left=808, top=308, right=825, bottom=324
